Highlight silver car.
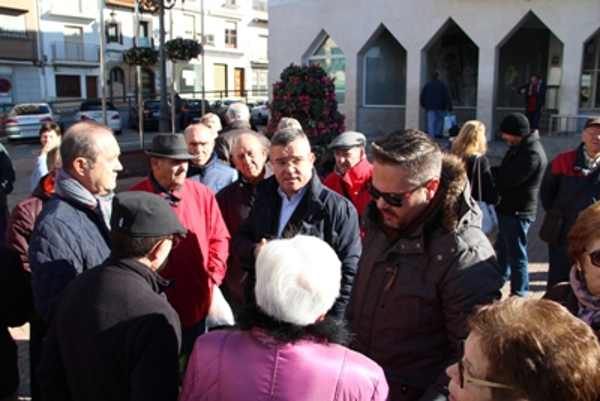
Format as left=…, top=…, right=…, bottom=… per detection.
left=3, top=103, right=56, bottom=139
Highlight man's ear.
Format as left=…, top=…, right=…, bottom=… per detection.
left=309, top=152, right=316, bottom=164
left=71, top=157, right=89, bottom=177
left=425, top=179, right=440, bottom=200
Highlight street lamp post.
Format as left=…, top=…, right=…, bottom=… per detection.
left=138, top=0, right=184, bottom=133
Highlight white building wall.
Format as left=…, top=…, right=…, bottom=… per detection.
left=269, top=0, right=600, bottom=137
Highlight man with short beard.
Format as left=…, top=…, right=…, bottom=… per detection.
left=130, top=134, right=229, bottom=356
left=347, top=129, right=502, bottom=401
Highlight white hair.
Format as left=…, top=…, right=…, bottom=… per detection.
left=255, top=235, right=341, bottom=326
left=225, top=102, right=250, bottom=124
left=277, top=117, right=302, bottom=132
left=199, top=112, right=222, bottom=133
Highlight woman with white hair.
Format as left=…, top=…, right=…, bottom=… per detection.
left=180, top=235, right=388, bottom=401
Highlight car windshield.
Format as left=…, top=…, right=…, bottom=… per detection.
left=11, top=105, right=50, bottom=116
left=81, top=102, right=117, bottom=111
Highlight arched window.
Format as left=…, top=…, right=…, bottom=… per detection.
left=307, top=36, right=346, bottom=103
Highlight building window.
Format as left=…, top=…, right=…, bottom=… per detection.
left=363, top=29, right=406, bottom=106
left=225, top=21, right=237, bottom=49
left=106, top=22, right=122, bottom=44
left=56, top=75, right=81, bottom=98
left=224, top=0, right=238, bottom=8
left=252, top=69, right=268, bottom=94
left=252, top=0, right=267, bottom=11
left=202, top=34, right=215, bottom=46
left=214, top=63, right=228, bottom=96
left=581, top=32, right=600, bottom=110
left=137, top=20, right=152, bottom=47
left=0, top=9, right=27, bottom=38
left=307, top=36, right=346, bottom=104
left=183, top=14, right=195, bottom=39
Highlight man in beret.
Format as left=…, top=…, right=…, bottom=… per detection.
left=131, top=134, right=230, bottom=356
left=323, top=131, right=373, bottom=217
left=493, top=112, right=547, bottom=297
left=39, top=191, right=186, bottom=401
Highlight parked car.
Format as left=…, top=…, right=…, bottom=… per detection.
left=250, top=103, right=270, bottom=127
left=75, top=100, right=122, bottom=135
left=2, top=103, right=56, bottom=140
left=182, top=99, right=211, bottom=128
left=130, top=100, right=186, bottom=132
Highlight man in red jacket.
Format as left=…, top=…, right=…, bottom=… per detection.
left=324, top=131, right=372, bottom=217
left=130, top=134, right=230, bottom=356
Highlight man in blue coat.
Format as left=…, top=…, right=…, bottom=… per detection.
left=420, top=71, right=452, bottom=138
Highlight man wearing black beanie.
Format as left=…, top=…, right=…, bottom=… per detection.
left=492, top=112, right=547, bottom=296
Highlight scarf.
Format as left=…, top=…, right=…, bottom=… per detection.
left=570, top=266, right=600, bottom=327
left=54, top=168, right=114, bottom=229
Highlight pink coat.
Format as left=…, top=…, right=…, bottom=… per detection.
left=180, top=329, right=389, bottom=401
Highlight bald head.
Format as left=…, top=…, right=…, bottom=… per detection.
left=60, top=121, right=122, bottom=195
left=184, top=123, right=218, bottom=166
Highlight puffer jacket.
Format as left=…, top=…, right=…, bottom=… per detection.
left=180, top=329, right=389, bottom=401
left=347, top=155, right=503, bottom=401
left=233, top=172, right=361, bottom=320
left=187, top=153, right=238, bottom=194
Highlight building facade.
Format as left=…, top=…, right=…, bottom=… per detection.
left=268, top=0, right=600, bottom=137
left=0, top=0, right=44, bottom=104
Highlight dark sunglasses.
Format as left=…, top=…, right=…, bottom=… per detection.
left=587, top=249, right=600, bottom=267
left=367, top=181, right=427, bottom=207
left=457, top=341, right=512, bottom=390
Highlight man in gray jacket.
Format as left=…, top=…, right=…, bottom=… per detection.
left=347, top=129, right=502, bottom=401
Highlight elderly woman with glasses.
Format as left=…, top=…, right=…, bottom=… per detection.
left=545, top=201, right=600, bottom=337
left=180, top=235, right=388, bottom=401
left=446, top=297, right=600, bottom=401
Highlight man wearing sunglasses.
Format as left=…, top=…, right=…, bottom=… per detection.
left=347, top=129, right=503, bottom=401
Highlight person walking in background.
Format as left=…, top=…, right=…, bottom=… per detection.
left=541, top=117, right=600, bottom=289
left=420, top=71, right=452, bottom=138
left=30, top=122, right=61, bottom=192
left=180, top=235, right=389, bottom=401
left=518, top=73, right=546, bottom=131
left=493, top=113, right=547, bottom=297
left=347, top=130, right=502, bottom=401
left=323, top=131, right=372, bottom=218
left=39, top=191, right=186, bottom=401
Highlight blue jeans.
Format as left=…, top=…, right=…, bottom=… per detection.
left=426, top=110, right=445, bottom=137
left=495, top=214, right=533, bottom=297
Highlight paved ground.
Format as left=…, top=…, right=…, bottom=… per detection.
left=6, top=129, right=583, bottom=400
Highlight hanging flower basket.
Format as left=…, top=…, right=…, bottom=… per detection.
left=165, top=38, right=203, bottom=62
left=123, top=46, right=159, bottom=66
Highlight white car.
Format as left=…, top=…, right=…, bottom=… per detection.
left=3, top=103, right=56, bottom=139
left=75, top=100, right=122, bottom=134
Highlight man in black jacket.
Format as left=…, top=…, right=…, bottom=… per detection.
left=420, top=71, right=452, bottom=138
left=234, top=128, right=361, bottom=319
left=39, top=191, right=186, bottom=401
left=493, top=113, right=547, bottom=296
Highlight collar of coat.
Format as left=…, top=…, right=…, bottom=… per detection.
left=108, top=257, right=172, bottom=294
left=364, top=153, right=470, bottom=248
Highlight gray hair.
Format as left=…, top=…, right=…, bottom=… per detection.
left=270, top=127, right=308, bottom=148
left=255, top=235, right=341, bottom=326
left=199, top=112, right=222, bottom=132
left=277, top=117, right=302, bottom=131
left=225, top=102, right=250, bottom=124
left=232, top=130, right=271, bottom=153
left=372, top=129, right=442, bottom=186
left=60, top=121, right=112, bottom=168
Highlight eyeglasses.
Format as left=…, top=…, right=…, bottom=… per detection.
left=586, top=249, right=600, bottom=268
left=458, top=341, right=513, bottom=390
left=367, top=181, right=427, bottom=207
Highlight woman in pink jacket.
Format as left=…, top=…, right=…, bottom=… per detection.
left=180, top=235, right=389, bottom=401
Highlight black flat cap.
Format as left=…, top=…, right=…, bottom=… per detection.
left=145, top=134, right=194, bottom=160
left=111, top=191, right=187, bottom=238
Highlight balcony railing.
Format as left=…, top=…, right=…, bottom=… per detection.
left=51, top=41, right=100, bottom=63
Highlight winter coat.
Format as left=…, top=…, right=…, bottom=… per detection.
left=540, top=144, right=600, bottom=246
left=180, top=329, right=389, bottom=401
left=347, top=155, right=503, bottom=401
left=187, top=153, right=238, bottom=194
left=464, top=155, right=498, bottom=205
left=0, top=143, right=15, bottom=245
left=7, top=173, right=55, bottom=272
left=420, top=79, right=452, bottom=111
left=323, top=158, right=373, bottom=217
left=493, top=130, right=547, bottom=218
left=233, top=173, right=361, bottom=320
left=130, top=177, right=230, bottom=327
left=29, top=192, right=111, bottom=320
left=38, top=258, right=181, bottom=401
left=544, top=282, right=600, bottom=339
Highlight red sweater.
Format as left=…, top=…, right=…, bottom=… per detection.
left=130, top=178, right=230, bottom=327
left=324, top=158, right=373, bottom=217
